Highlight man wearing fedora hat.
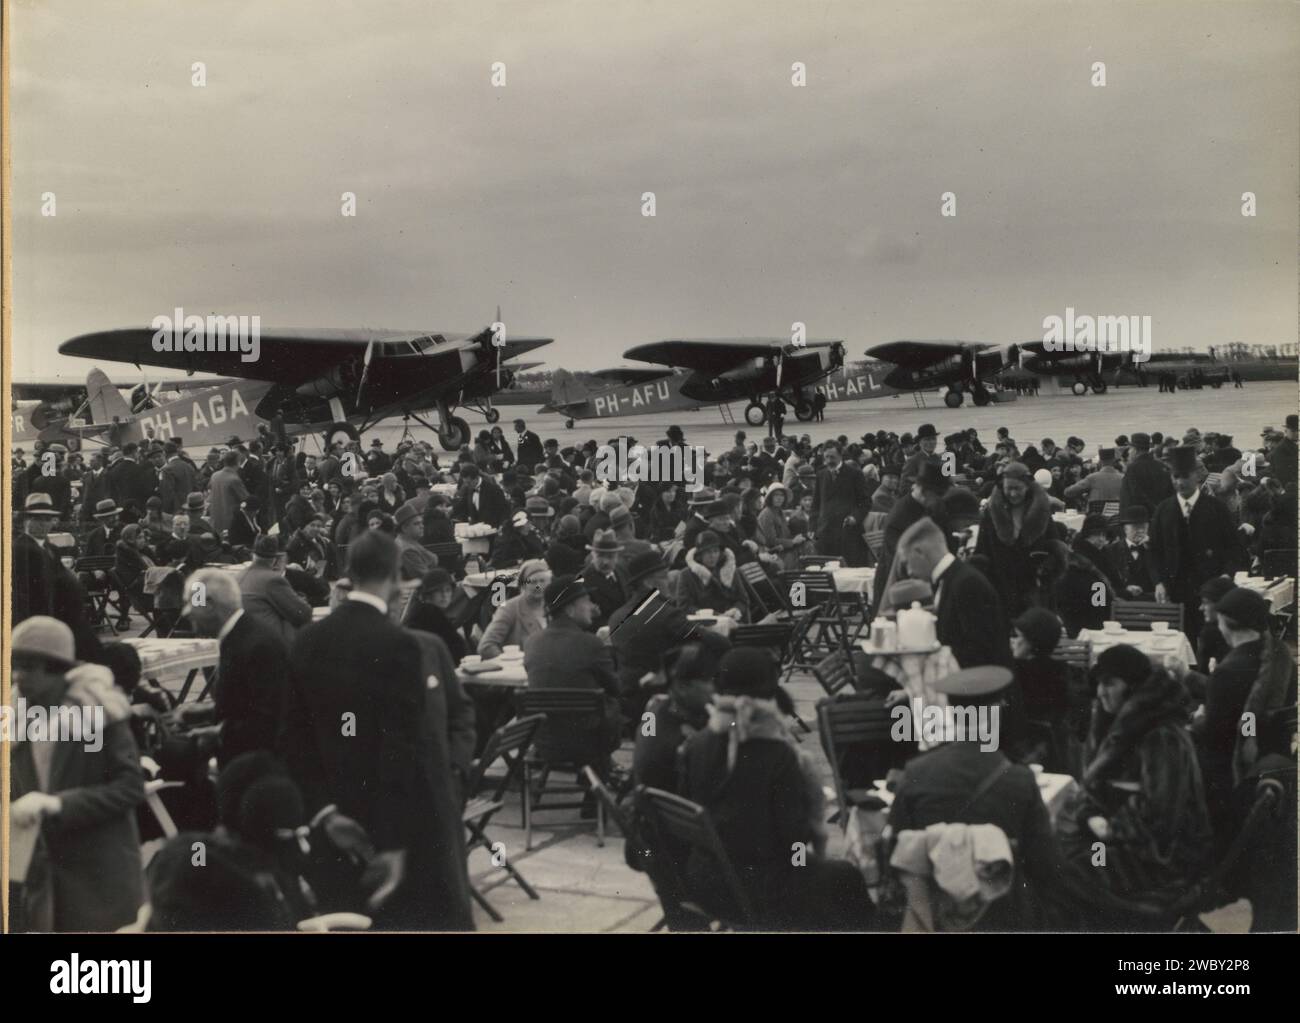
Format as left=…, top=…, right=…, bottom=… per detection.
left=394, top=503, right=439, bottom=580
left=240, top=534, right=314, bottom=647
left=83, top=499, right=122, bottom=558
left=13, top=493, right=103, bottom=662
left=582, top=529, right=630, bottom=630
left=10, top=616, right=144, bottom=932
left=1149, top=446, right=1245, bottom=639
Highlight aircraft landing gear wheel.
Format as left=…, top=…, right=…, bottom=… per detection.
left=565, top=418, right=575, bottom=429
left=1071, top=380, right=1088, bottom=396
left=943, top=389, right=964, bottom=409
left=484, top=407, right=501, bottom=424
left=438, top=416, right=470, bottom=451
left=794, top=400, right=815, bottom=422
left=1090, top=379, right=1107, bottom=395
left=973, top=387, right=992, bottom=407
left=324, top=421, right=359, bottom=449
left=744, top=402, right=768, bottom=426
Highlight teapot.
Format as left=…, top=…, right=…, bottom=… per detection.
left=896, top=601, right=937, bottom=650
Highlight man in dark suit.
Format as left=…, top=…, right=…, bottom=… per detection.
left=108, top=442, right=157, bottom=513
left=278, top=532, right=472, bottom=930
left=581, top=529, right=631, bottom=630
left=158, top=441, right=199, bottom=515
left=1149, top=447, right=1247, bottom=640
left=453, top=463, right=510, bottom=527
left=900, top=423, right=942, bottom=488
left=76, top=453, right=112, bottom=525
left=12, top=493, right=103, bottom=662
left=514, top=418, right=544, bottom=470
left=239, top=535, right=314, bottom=647
left=1119, top=432, right=1173, bottom=516
left=899, top=516, right=1010, bottom=668
left=182, top=568, right=289, bottom=767
left=1267, top=413, right=1297, bottom=502
left=814, top=444, right=871, bottom=564
left=1105, top=504, right=1157, bottom=598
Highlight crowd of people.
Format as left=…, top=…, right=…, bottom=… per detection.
left=8, top=408, right=1298, bottom=932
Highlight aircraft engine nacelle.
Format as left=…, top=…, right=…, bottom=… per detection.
left=294, top=359, right=360, bottom=400
left=712, top=357, right=768, bottom=385
left=29, top=397, right=79, bottom=430
left=973, top=343, right=1019, bottom=378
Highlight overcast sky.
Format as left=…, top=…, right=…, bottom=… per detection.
left=10, top=0, right=1299, bottom=379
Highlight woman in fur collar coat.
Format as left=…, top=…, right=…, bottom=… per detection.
left=1058, top=645, right=1212, bottom=925
left=673, top=530, right=750, bottom=622
left=973, top=461, right=1060, bottom=618
left=677, top=648, right=875, bottom=931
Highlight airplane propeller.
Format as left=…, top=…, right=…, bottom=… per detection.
left=354, top=339, right=375, bottom=408
left=775, top=348, right=784, bottom=389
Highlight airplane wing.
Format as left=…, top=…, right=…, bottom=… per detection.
left=865, top=340, right=980, bottom=366
left=58, top=327, right=457, bottom=382
left=589, top=367, right=677, bottom=387
left=624, top=337, right=840, bottom=372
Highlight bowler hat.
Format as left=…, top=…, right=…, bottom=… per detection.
left=1118, top=504, right=1150, bottom=525
left=1214, top=587, right=1271, bottom=633
left=916, top=423, right=938, bottom=439
left=545, top=573, right=590, bottom=613
left=1079, top=513, right=1110, bottom=538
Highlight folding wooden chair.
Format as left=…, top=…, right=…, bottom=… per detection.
left=75, top=555, right=120, bottom=631
left=738, top=562, right=787, bottom=620
left=811, top=649, right=856, bottom=698
left=798, top=554, right=832, bottom=568
left=731, top=622, right=796, bottom=663
left=636, top=787, right=757, bottom=931
left=462, top=714, right=545, bottom=922
left=816, top=694, right=898, bottom=828
left=1086, top=499, right=1120, bottom=522
left=515, top=689, right=611, bottom=850
left=1050, top=637, right=1092, bottom=670
left=779, top=571, right=857, bottom=682
left=1112, top=598, right=1184, bottom=633
left=863, top=530, right=885, bottom=566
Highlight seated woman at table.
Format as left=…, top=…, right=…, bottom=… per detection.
left=422, top=496, right=456, bottom=544
left=113, top=523, right=156, bottom=628
left=755, top=484, right=805, bottom=573
left=674, top=531, right=749, bottom=623
left=1057, top=645, right=1212, bottom=926
left=407, top=568, right=468, bottom=662
left=1007, top=608, right=1071, bottom=771
left=477, top=559, right=550, bottom=659
left=678, top=648, right=875, bottom=931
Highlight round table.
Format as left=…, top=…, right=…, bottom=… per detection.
left=1076, top=626, right=1196, bottom=667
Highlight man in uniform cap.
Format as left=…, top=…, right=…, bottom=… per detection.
left=1148, top=447, right=1245, bottom=641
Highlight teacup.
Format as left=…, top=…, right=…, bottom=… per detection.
left=1150, top=621, right=1169, bottom=634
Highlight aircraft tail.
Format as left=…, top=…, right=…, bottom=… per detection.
left=84, top=368, right=142, bottom=445
left=547, top=368, right=589, bottom=410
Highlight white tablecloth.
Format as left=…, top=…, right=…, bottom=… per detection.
left=1238, top=576, right=1295, bottom=614
left=1077, top=627, right=1196, bottom=667
left=807, top=564, right=876, bottom=595
left=1052, top=511, right=1085, bottom=532
left=458, top=657, right=528, bottom=688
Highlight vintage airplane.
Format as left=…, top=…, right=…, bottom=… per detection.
left=866, top=339, right=1211, bottom=407
left=57, top=322, right=553, bottom=450
left=619, top=337, right=848, bottom=426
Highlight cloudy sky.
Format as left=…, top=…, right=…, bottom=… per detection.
left=10, top=0, right=1299, bottom=379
